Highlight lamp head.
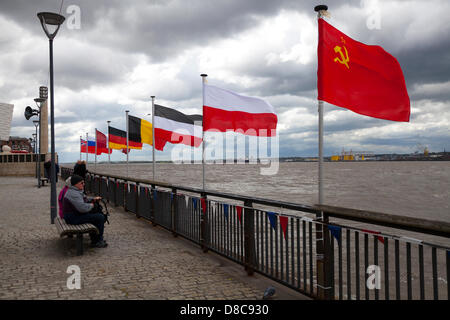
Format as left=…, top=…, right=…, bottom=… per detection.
left=39, top=86, right=48, bottom=99
left=37, top=12, right=65, bottom=40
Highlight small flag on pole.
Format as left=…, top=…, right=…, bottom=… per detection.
left=203, top=84, right=278, bottom=136
left=153, top=104, right=203, bottom=151
left=81, top=139, right=96, bottom=154
left=128, top=115, right=153, bottom=147
left=95, top=129, right=112, bottom=155
left=109, top=126, right=142, bottom=150
left=317, top=19, right=410, bottom=122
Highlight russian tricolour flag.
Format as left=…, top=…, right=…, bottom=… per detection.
left=80, top=139, right=96, bottom=154
left=203, top=84, right=277, bottom=136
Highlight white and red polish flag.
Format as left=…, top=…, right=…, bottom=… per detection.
left=203, top=84, right=278, bottom=136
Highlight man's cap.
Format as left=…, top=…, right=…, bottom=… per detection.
left=71, top=174, right=84, bottom=186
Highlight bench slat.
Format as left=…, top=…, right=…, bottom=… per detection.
left=55, top=217, right=99, bottom=237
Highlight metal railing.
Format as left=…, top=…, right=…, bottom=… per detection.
left=61, top=167, right=450, bottom=300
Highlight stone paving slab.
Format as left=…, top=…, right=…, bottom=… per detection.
left=0, top=177, right=309, bottom=300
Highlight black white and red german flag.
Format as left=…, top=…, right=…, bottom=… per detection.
left=154, top=104, right=203, bottom=151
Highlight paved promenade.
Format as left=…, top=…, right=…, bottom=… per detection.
left=0, top=177, right=308, bottom=300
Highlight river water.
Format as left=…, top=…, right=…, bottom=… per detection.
left=83, top=161, right=449, bottom=223
left=76, top=160, right=449, bottom=299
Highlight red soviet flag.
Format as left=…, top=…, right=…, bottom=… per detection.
left=317, top=19, right=410, bottom=122
left=95, top=129, right=112, bottom=155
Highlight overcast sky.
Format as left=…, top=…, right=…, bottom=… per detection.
left=1, top=0, right=449, bottom=163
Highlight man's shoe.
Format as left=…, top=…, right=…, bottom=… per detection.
left=92, top=240, right=108, bottom=248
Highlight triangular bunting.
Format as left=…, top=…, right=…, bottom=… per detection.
left=267, top=212, right=277, bottom=230
left=328, top=225, right=341, bottom=244
left=153, top=190, right=157, bottom=201
left=279, top=216, right=288, bottom=239
left=362, top=229, right=385, bottom=244
left=223, top=204, right=229, bottom=219
left=185, top=195, right=189, bottom=208
left=236, top=206, right=242, bottom=223
left=193, top=198, right=197, bottom=210
left=201, top=198, right=207, bottom=214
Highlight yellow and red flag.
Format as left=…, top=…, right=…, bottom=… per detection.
left=317, top=19, right=410, bottom=122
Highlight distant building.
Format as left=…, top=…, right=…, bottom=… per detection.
left=0, top=136, right=33, bottom=153
left=0, top=103, right=14, bottom=141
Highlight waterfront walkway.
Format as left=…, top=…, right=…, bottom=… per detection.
left=0, top=177, right=308, bottom=300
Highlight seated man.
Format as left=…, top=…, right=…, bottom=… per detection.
left=62, top=174, right=108, bottom=248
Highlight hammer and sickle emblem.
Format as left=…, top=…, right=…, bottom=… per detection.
left=334, top=45, right=350, bottom=69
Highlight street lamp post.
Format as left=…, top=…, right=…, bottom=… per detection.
left=33, top=120, right=40, bottom=187
left=34, top=96, right=46, bottom=187
left=24, top=105, right=40, bottom=187
left=32, top=133, right=37, bottom=178
left=32, top=134, right=37, bottom=154
left=37, top=12, right=65, bottom=224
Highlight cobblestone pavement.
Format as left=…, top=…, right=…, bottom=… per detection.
left=0, top=177, right=308, bottom=300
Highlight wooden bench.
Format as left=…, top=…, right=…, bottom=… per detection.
left=55, top=217, right=99, bottom=255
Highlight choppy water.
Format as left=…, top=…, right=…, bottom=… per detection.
left=80, top=161, right=449, bottom=222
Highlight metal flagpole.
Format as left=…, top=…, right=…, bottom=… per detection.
left=86, top=132, right=89, bottom=165
left=315, top=6, right=328, bottom=206
left=201, top=74, right=208, bottom=191
left=126, top=110, right=129, bottom=177
left=318, top=100, right=324, bottom=205
left=79, top=135, right=82, bottom=161
left=151, top=96, right=155, bottom=181
left=314, top=4, right=330, bottom=300
left=107, top=121, right=111, bottom=164
left=95, top=128, right=97, bottom=171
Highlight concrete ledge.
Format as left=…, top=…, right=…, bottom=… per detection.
left=0, top=162, right=44, bottom=176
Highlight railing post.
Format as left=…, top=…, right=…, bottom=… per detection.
left=316, top=210, right=332, bottom=299
left=200, top=192, right=208, bottom=253
left=323, top=213, right=333, bottom=300
left=124, top=182, right=129, bottom=212
left=171, top=187, right=178, bottom=237
left=151, top=184, right=156, bottom=226
left=113, top=178, right=118, bottom=207
left=244, top=200, right=256, bottom=276
left=98, top=175, right=102, bottom=197
left=135, top=182, right=140, bottom=218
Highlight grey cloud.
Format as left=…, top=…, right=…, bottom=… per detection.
left=2, top=0, right=450, bottom=163
left=0, top=0, right=356, bottom=61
